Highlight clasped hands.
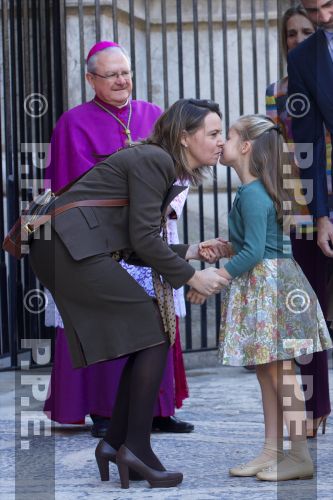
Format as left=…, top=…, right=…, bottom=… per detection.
left=185, top=238, right=234, bottom=305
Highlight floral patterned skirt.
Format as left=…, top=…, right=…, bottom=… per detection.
left=219, top=258, right=332, bottom=366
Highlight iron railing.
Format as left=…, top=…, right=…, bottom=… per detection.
left=1, top=0, right=297, bottom=368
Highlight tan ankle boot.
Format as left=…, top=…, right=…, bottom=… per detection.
left=229, top=438, right=284, bottom=477
left=256, top=440, right=313, bottom=481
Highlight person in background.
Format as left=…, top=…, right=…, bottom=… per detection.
left=44, top=40, right=193, bottom=438
left=290, top=0, right=333, bottom=257
left=266, top=5, right=331, bottom=438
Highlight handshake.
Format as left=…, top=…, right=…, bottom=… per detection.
left=185, top=237, right=234, bottom=305
left=198, top=237, right=233, bottom=263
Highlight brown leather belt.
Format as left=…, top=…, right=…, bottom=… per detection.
left=25, top=198, right=129, bottom=234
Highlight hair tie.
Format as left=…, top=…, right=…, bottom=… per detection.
left=271, top=124, right=282, bottom=134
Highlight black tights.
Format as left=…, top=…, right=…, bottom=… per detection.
left=104, top=340, right=169, bottom=470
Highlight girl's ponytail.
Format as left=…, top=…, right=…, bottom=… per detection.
left=232, top=115, right=291, bottom=230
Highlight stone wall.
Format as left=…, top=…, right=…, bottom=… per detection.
left=65, top=0, right=291, bottom=188
left=66, top=0, right=290, bottom=112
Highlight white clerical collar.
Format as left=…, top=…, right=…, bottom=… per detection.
left=116, top=99, right=129, bottom=109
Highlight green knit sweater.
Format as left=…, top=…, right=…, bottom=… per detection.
left=224, top=179, right=292, bottom=278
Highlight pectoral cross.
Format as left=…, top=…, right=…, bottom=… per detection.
left=124, top=128, right=133, bottom=145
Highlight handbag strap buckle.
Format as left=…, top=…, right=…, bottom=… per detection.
left=22, top=223, right=35, bottom=235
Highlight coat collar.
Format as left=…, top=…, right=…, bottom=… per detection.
left=161, top=184, right=187, bottom=216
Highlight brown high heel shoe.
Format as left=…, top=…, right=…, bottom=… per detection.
left=95, top=440, right=142, bottom=481
left=306, top=415, right=329, bottom=439
left=116, top=445, right=183, bottom=489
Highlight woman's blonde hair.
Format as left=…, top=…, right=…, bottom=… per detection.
left=281, top=5, right=314, bottom=59
left=232, top=114, right=291, bottom=229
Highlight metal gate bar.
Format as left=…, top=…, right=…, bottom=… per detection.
left=1, top=0, right=295, bottom=367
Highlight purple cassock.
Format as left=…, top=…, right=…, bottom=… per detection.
left=44, top=96, right=189, bottom=423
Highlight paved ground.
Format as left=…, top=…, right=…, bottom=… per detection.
left=1, top=357, right=333, bottom=500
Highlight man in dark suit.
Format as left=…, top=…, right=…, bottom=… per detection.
left=288, top=0, right=333, bottom=438
left=288, top=0, right=333, bottom=258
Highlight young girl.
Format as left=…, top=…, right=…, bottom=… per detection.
left=189, top=114, right=332, bottom=481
